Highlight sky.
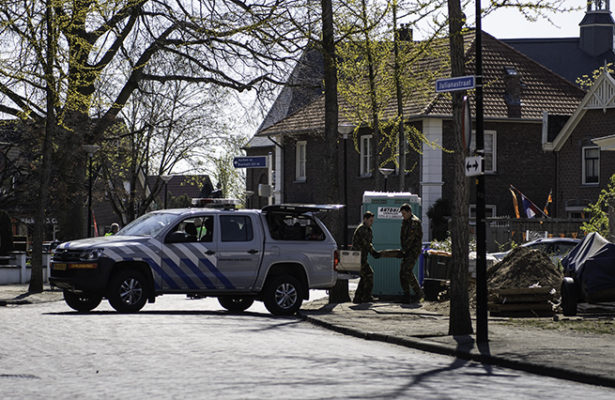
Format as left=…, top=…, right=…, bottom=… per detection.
left=469, top=1, right=588, bottom=39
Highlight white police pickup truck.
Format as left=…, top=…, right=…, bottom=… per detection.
left=50, top=202, right=342, bottom=315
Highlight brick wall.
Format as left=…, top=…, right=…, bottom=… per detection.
left=556, top=108, right=615, bottom=216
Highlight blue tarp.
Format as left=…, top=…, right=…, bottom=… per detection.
left=561, top=232, right=615, bottom=298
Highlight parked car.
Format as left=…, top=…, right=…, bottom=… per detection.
left=50, top=201, right=342, bottom=315
left=488, top=237, right=581, bottom=264
left=561, top=232, right=615, bottom=316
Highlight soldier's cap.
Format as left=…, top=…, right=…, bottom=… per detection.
left=363, top=211, right=374, bottom=219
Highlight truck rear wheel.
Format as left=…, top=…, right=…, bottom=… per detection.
left=107, top=269, right=148, bottom=313
left=561, top=277, right=578, bottom=316
left=218, top=296, right=254, bottom=312
left=263, top=275, right=303, bottom=316
left=63, top=290, right=102, bottom=312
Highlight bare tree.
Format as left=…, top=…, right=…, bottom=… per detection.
left=0, top=0, right=306, bottom=241
left=98, top=68, right=232, bottom=224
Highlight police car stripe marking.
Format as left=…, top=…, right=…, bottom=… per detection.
left=163, top=258, right=199, bottom=290
left=202, top=258, right=235, bottom=289
left=182, top=259, right=216, bottom=289
left=150, top=261, right=181, bottom=290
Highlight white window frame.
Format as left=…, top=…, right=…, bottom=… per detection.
left=360, top=135, right=372, bottom=177
left=469, top=204, right=497, bottom=225
left=470, top=130, right=497, bottom=173
left=582, top=145, right=599, bottom=185
left=295, top=141, right=306, bottom=182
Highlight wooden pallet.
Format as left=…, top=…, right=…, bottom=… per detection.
left=488, top=287, right=555, bottom=317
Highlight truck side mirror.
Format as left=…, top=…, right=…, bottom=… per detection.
left=166, top=231, right=188, bottom=244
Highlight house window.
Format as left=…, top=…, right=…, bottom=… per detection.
left=360, top=135, right=372, bottom=177
left=470, top=130, right=497, bottom=173
left=296, top=141, right=306, bottom=182
left=582, top=146, right=599, bottom=185
left=469, top=204, right=496, bottom=225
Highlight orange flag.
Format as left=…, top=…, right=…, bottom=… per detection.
left=509, top=187, right=520, bottom=219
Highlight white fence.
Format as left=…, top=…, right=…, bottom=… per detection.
left=0, top=251, right=51, bottom=285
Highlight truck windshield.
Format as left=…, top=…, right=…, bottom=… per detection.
left=118, top=213, right=177, bottom=237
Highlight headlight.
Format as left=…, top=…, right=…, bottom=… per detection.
left=79, top=248, right=104, bottom=261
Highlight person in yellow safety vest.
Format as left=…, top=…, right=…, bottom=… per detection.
left=105, top=223, right=120, bottom=236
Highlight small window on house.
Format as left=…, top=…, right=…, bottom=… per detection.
left=469, top=130, right=497, bottom=173
left=469, top=204, right=497, bottom=225
left=582, top=146, right=599, bottom=185
left=360, top=135, right=372, bottom=177
left=296, top=141, right=306, bottom=182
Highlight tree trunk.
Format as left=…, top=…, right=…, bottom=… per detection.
left=447, top=0, right=473, bottom=335
left=322, top=0, right=348, bottom=303
left=361, top=0, right=383, bottom=189
left=29, top=1, right=56, bottom=293
left=321, top=0, right=340, bottom=223
left=393, top=2, right=406, bottom=191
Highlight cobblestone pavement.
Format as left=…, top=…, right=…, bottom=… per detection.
left=2, top=284, right=615, bottom=390
left=2, top=291, right=615, bottom=399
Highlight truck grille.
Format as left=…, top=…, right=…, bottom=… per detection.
left=53, top=249, right=83, bottom=262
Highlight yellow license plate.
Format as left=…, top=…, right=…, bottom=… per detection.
left=52, top=263, right=66, bottom=271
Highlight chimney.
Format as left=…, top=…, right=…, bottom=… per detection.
left=398, top=24, right=412, bottom=42
left=504, top=66, right=522, bottom=118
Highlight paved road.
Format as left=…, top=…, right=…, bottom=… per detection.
left=1, top=295, right=614, bottom=399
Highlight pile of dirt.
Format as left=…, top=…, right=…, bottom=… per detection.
left=487, top=247, right=563, bottom=293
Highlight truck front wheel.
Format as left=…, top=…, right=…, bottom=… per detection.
left=107, top=270, right=149, bottom=313
left=263, top=275, right=303, bottom=316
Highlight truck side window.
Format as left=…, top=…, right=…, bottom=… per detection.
left=221, top=215, right=254, bottom=242
left=199, top=216, right=214, bottom=242
left=267, top=213, right=324, bottom=241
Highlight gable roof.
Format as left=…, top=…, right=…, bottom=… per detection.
left=257, top=30, right=585, bottom=137
left=549, top=69, right=615, bottom=151
left=256, top=47, right=324, bottom=134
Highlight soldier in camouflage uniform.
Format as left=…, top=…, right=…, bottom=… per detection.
left=399, top=203, right=424, bottom=302
left=352, top=211, right=381, bottom=304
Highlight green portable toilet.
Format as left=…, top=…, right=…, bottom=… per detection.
left=362, top=191, right=421, bottom=297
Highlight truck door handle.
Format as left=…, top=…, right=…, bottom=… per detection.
left=205, top=250, right=215, bottom=255
left=247, top=249, right=259, bottom=254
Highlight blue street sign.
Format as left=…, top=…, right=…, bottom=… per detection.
left=435, top=75, right=476, bottom=93
left=233, top=156, right=268, bottom=168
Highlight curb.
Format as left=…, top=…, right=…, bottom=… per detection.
left=302, top=314, right=615, bottom=389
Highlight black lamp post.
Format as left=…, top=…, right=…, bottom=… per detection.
left=83, top=144, right=100, bottom=237
left=245, top=190, right=254, bottom=209
left=378, top=167, right=394, bottom=192
left=338, top=124, right=354, bottom=249
left=160, top=175, right=173, bottom=209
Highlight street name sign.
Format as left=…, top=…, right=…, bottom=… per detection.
left=233, top=156, right=268, bottom=168
left=436, top=75, right=476, bottom=93
left=465, top=155, right=483, bottom=176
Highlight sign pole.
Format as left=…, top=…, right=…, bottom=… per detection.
left=475, top=0, right=488, bottom=344
left=268, top=152, right=273, bottom=205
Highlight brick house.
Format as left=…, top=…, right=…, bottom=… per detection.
left=250, top=30, right=585, bottom=242
left=545, top=69, right=615, bottom=218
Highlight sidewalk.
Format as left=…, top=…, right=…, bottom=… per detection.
left=2, top=284, right=614, bottom=389
left=301, top=296, right=615, bottom=389
left=0, top=284, right=62, bottom=306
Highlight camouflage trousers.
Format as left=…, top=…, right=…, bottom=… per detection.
left=353, top=262, right=374, bottom=303
left=400, top=257, right=423, bottom=297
